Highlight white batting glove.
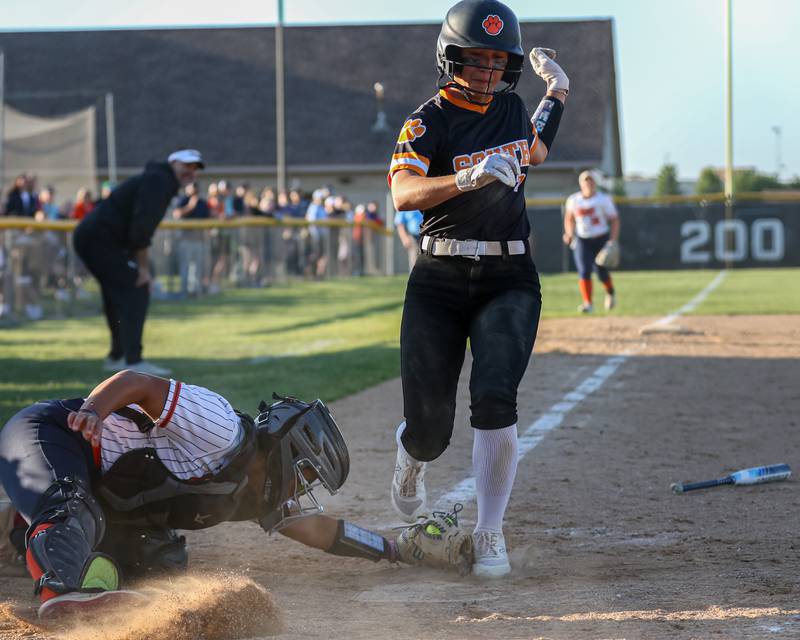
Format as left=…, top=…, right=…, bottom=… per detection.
left=455, top=153, right=520, bottom=192
left=529, top=47, right=569, bottom=94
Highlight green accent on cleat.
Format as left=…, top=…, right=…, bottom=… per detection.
left=80, top=555, right=119, bottom=592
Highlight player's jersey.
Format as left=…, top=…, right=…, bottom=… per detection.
left=97, top=379, right=243, bottom=480
left=565, top=191, right=619, bottom=239
left=388, top=89, right=538, bottom=241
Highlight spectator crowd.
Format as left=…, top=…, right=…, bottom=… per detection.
left=0, top=173, right=392, bottom=320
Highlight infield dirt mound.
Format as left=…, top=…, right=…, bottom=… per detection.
left=0, top=574, right=282, bottom=640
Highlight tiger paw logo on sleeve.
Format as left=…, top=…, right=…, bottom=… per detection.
left=482, top=14, right=504, bottom=36
left=398, top=118, right=427, bottom=143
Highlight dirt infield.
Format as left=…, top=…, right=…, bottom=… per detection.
left=1, top=314, right=798, bottom=639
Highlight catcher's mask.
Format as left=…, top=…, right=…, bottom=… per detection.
left=436, top=0, right=524, bottom=101
left=255, top=393, right=349, bottom=533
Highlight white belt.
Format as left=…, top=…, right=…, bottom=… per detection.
left=421, top=236, right=527, bottom=260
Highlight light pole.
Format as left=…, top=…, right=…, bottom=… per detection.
left=771, top=125, right=783, bottom=179
left=724, top=0, right=733, bottom=202
left=723, top=0, right=734, bottom=269
left=0, top=50, right=5, bottom=192
left=105, top=92, right=118, bottom=185
left=275, top=0, right=286, bottom=193
left=371, top=82, right=388, bottom=133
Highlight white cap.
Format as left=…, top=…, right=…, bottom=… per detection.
left=578, top=169, right=598, bottom=183
left=168, top=149, right=205, bottom=168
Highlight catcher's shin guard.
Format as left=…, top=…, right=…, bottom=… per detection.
left=25, top=477, right=117, bottom=600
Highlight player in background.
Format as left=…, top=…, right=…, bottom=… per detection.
left=563, top=170, right=620, bottom=312
left=387, top=0, right=568, bottom=578
left=0, top=371, right=468, bottom=620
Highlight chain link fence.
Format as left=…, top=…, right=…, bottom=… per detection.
left=0, top=217, right=393, bottom=323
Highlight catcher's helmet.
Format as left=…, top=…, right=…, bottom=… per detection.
left=437, top=0, right=524, bottom=95
left=254, top=393, right=349, bottom=532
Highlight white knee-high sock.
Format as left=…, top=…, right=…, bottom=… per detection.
left=472, top=424, right=518, bottom=533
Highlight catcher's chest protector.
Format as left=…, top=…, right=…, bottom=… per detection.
left=98, top=411, right=259, bottom=530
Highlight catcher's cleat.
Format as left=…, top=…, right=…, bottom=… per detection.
left=472, top=530, right=511, bottom=578
left=578, top=302, right=593, bottom=314
left=604, top=293, right=616, bottom=311
left=38, top=589, right=149, bottom=621
left=391, top=440, right=428, bottom=523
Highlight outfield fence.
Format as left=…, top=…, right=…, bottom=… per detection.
left=1, top=193, right=798, bottom=323
left=527, top=194, right=800, bottom=273
left=0, top=217, right=393, bottom=322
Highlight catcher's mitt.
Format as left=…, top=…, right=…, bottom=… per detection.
left=595, top=239, right=620, bottom=268
left=395, top=504, right=474, bottom=576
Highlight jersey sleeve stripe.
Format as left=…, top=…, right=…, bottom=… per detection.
left=387, top=164, right=427, bottom=187
left=391, top=152, right=431, bottom=169
left=389, top=157, right=430, bottom=176
left=157, top=380, right=182, bottom=428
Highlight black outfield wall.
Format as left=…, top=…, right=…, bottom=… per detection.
left=528, top=202, right=800, bottom=273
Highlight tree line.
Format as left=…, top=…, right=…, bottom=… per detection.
left=654, top=165, right=800, bottom=197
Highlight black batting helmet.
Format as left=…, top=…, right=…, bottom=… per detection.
left=254, top=393, right=350, bottom=532
left=437, top=0, right=524, bottom=94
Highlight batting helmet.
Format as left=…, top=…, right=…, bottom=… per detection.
left=254, top=393, right=350, bottom=532
left=437, top=0, right=524, bottom=94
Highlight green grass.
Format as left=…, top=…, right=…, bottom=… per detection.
left=542, top=268, right=800, bottom=317
left=0, top=269, right=797, bottom=423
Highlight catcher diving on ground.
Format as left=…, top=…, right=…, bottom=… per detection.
left=387, top=0, right=569, bottom=578
left=0, top=371, right=473, bottom=620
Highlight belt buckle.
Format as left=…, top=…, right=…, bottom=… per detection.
left=463, top=239, right=480, bottom=261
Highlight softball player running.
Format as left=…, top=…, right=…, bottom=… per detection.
left=387, top=0, right=569, bottom=578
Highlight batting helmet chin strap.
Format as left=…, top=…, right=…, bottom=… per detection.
left=435, top=0, right=524, bottom=98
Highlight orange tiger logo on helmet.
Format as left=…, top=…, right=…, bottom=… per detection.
left=482, top=14, right=504, bottom=36
left=398, top=118, right=427, bottom=143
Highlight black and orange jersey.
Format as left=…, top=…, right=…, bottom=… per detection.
left=388, top=87, right=538, bottom=241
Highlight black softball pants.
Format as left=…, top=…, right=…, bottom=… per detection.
left=400, top=251, right=541, bottom=462
left=73, top=222, right=149, bottom=364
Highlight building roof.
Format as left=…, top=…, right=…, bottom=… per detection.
left=0, top=20, right=621, bottom=175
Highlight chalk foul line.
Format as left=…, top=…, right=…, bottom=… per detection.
left=432, top=269, right=727, bottom=510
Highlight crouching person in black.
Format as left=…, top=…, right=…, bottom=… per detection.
left=73, top=149, right=205, bottom=377
left=0, top=371, right=400, bottom=620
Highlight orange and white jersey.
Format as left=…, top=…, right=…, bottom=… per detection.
left=565, top=191, right=619, bottom=239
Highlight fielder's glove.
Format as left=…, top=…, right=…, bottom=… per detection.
left=529, top=47, right=569, bottom=94
left=395, top=504, right=474, bottom=576
left=595, top=239, right=620, bottom=268
left=456, top=153, right=520, bottom=192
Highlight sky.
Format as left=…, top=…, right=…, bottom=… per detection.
left=2, top=0, right=798, bottom=180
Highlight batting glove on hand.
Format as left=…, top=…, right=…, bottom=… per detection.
left=529, top=47, right=569, bottom=94
left=456, top=153, right=520, bottom=192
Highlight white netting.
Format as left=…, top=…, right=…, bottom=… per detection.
left=2, top=103, right=97, bottom=198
